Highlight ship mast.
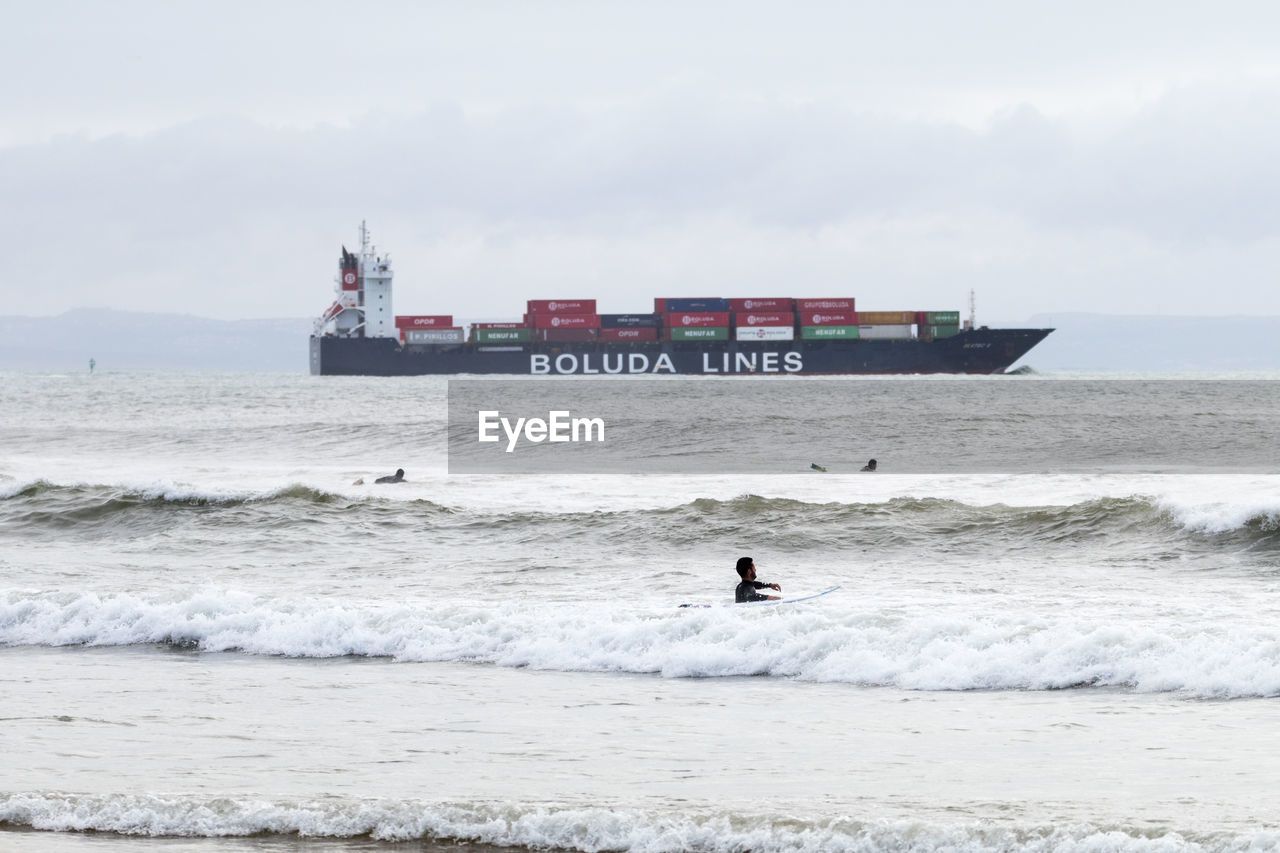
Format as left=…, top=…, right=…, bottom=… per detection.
left=964, top=289, right=976, bottom=331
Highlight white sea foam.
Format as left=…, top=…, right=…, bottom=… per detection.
left=1157, top=494, right=1280, bottom=535
left=5, top=591, right=1280, bottom=699
left=2, top=792, right=1276, bottom=852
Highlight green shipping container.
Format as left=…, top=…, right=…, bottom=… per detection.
left=925, top=311, right=960, bottom=325
left=669, top=326, right=729, bottom=341
left=801, top=325, right=860, bottom=340
left=475, top=328, right=531, bottom=343
left=930, top=324, right=961, bottom=339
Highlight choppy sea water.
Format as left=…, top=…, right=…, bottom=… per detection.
left=3, top=371, right=1280, bottom=853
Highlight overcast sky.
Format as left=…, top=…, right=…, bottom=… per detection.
left=3, top=1, right=1279, bottom=322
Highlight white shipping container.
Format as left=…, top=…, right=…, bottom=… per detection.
left=734, top=326, right=795, bottom=341
left=405, top=328, right=465, bottom=344
left=857, top=324, right=913, bottom=339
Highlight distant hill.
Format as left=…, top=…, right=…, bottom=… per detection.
left=0, top=309, right=311, bottom=372
left=1017, top=312, right=1280, bottom=371
left=0, top=309, right=1276, bottom=372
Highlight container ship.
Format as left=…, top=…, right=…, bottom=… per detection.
left=310, top=223, right=1052, bottom=376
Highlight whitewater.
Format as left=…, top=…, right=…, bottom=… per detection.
left=3, top=371, right=1280, bottom=852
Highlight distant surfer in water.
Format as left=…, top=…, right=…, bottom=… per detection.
left=860, top=458, right=877, bottom=471
left=374, top=468, right=406, bottom=484
left=735, top=557, right=781, bottom=602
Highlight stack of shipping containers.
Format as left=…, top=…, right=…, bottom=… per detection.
left=858, top=310, right=916, bottom=339
left=657, top=298, right=731, bottom=341
left=797, top=299, right=857, bottom=340
left=470, top=322, right=529, bottom=344
left=600, top=313, right=660, bottom=342
left=460, top=295, right=965, bottom=347
left=525, top=299, right=600, bottom=342
left=731, top=297, right=795, bottom=341
left=916, top=311, right=961, bottom=340
left=396, top=315, right=464, bottom=345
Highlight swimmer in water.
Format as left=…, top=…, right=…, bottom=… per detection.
left=734, top=557, right=781, bottom=602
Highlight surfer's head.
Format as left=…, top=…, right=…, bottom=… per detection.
left=395, top=468, right=405, bottom=478
left=736, top=557, right=755, bottom=579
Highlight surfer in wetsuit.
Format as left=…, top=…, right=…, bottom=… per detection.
left=374, top=468, right=406, bottom=484
left=860, top=458, right=877, bottom=471
left=735, top=557, right=781, bottom=602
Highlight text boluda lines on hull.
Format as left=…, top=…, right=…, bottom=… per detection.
left=309, top=224, right=1053, bottom=376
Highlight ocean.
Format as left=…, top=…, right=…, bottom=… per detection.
left=3, top=371, right=1280, bottom=852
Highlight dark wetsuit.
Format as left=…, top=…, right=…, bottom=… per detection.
left=375, top=472, right=405, bottom=484
left=735, top=580, right=772, bottom=603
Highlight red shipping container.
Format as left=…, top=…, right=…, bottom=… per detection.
left=472, top=321, right=524, bottom=329
left=796, top=299, right=856, bottom=312
left=664, top=311, right=731, bottom=327
left=729, top=298, right=794, bottom=312
left=533, top=328, right=599, bottom=342
left=735, top=312, right=795, bottom=326
left=531, top=313, right=601, bottom=330
left=599, top=327, right=658, bottom=342
left=527, top=299, right=597, bottom=314
left=395, top=315, right=454, bottom=329
left=801, top=310, right=857, bottom=326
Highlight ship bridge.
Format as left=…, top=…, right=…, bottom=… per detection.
left=313, top=221, right=395, bottom=339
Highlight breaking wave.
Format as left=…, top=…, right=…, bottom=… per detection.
left=3, top=483, right=1278, bottom=553
left=3, top=792, right=1277, bottom=852
left=0, top=480, right=457, bottom=537
left=4, top=590, right=1280, bottom=699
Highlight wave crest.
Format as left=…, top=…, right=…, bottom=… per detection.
left=5, top=591, right=1280, bottom=699
left=0, top=480, right=454, bottom=529
left=4, top=483, right=1278, bottom=553
left=2, top=792, right=1276, bottom=851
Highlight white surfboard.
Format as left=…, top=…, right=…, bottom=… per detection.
left=679, top=585, right=841, bottom=609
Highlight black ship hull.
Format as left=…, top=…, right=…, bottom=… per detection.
left=310, top=327, right=1053, bottom=376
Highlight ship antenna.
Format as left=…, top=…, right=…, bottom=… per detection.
left=360, top=220, right=369, bottom=255
left=966, top=289, right=976, bottom=331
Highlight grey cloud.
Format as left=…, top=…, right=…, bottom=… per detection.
left=3, top=84, right=1280, bottom=318
left=8, top=84, right=1278, bottom=239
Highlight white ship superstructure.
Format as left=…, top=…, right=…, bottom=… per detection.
left=314, top=221, right=395, bottom=339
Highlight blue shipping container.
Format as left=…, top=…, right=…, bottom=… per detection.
left=600, top=313, right=662, bottom=328
left=664, top=298, right=730, bottom=312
